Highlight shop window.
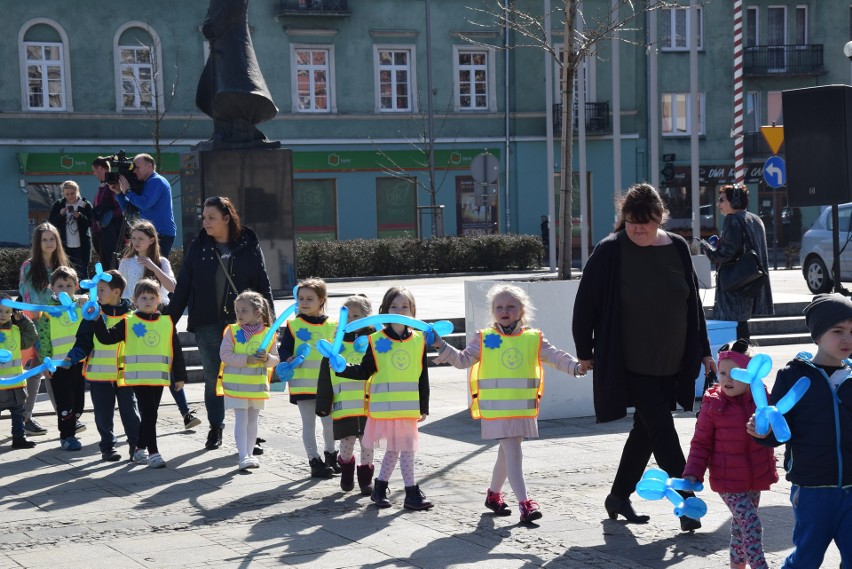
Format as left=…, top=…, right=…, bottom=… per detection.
left=294, top=179, right=337, bottom=240
left=376, top=177, right=416, bottom=238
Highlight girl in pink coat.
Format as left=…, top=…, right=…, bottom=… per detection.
left=683, top=340, right=778, bottom=569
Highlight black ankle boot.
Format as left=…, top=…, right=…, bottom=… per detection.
left=680, top=516, right=702, bottom=532
left=339, top=456, right=356, bottom=491
left=325, top=450, right=342, bottom=474
left=309, top=457, right=334, bottom=478
left=356, top=465, right=374, bottom=496
left=12, top=436, right=35, bottom=449
left=604, top=493, right=650, bottom=524
left=205, top=426, right=223, bottom=450
left=371, top=478, right=391, bottom=508
left=403, top=484, right=433, bottom=511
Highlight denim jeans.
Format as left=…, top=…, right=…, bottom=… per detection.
left=89, top=381, right=140, bottom=452
left=194, top=324, right=225, bottom=429
left=4, top=404, right=26, bottom=438
left=169, top=382, right=190, bottom=416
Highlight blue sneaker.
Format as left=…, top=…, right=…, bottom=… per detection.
left=60, top=437, right=82, bottom=451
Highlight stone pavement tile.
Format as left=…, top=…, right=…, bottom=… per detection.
left=13, top=543, right=147, bottom=568
left=410, top=554, right=538, bottom=568
left=277, top=547, right=399, bottom=569
left=23, top=491, right=135, bottom=514
left=135, top=544, right=244, bottom=567
left=110, top=532, right=219, bottom=555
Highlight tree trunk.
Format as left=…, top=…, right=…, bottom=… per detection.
left=558, top=0, right=577, bottom=280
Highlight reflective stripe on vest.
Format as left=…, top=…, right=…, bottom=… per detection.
left=122, top=314, right=173, bottom=387
left=330, top=342, right=368, bottom=419
left=0, top=326, right=25, bottom=390
left=288, top=317, right=337, bottom=395
left=48, top=308, right=83, bottom=361
left=469, top=329, right=543, bottom=420
left=84, top=315, right=126, bottom=382
left=216, top=324, right=271, bottom=400
left=368, top=330, right=424, bottom=419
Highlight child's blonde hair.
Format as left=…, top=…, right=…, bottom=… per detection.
left=486, top=284, right=534, bottom=327
left=133, top=278, right=161, bottom=301
left=343, top=294, right=372, bottom=316
left=379, top=286, right=416, bottom=318
left=297, top=277, right=328, bottom=313
left=235, top=290, right=273, bottom=327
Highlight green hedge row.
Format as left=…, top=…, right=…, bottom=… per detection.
left=0, top=234, right=542, bottom=290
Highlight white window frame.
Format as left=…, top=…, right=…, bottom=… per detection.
left=113, top=22, right=164, bottom=113
left=745, top=91, right=761, bottom=133
left=18, top=19, right=72, bottom=112
left=373, top=45, right=416, bottom=113
left=554, top=44, right=595, bottom=104
left=795, top=6, right=808, bottom=45
left=291, top=44, right=336, bottom=113
left=452, top=46, right=496, bottom=112
left=746, top=7, right=759, bottom=47
left=661, top=93, right=705, bottom=136
left=660, top=7, right=704, bottom=51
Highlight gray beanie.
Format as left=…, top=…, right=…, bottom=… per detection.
left=803, top=293, right=852, bottom=340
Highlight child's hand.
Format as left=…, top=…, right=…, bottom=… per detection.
left=702, top=356, right=718, bottom=376
left=683, top=475, right=698, bottom=485
left=173, top=381, right=185, bottom=392
left=75, top=295, right=88, bottom=307
left=63, top=358, right=72, bottom=368
left=286, top=355, right=294, bottom=363
left=418, top=413, right=428, bottom=423
left=11, top=310, right=22, bottom=322
left=430, top=334, right=443, bottom=349
left=746, top=414, right=770, bottom=439
left=579, top=358, right=594, bottom=373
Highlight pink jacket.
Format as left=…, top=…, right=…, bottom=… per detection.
left=683, top=384, right=778, bottom=493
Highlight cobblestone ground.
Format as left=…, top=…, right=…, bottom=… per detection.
left=0, top=367, right=842, bottom=568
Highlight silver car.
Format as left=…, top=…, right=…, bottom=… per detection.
left=800, top=204, right=852, bottom=293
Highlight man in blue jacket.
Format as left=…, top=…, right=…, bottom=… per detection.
left=115, top=153, right=177, bottom=255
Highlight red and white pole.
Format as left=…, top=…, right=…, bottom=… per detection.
left=733, top=0, right=745, bottom=184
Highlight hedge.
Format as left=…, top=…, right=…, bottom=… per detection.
left=0, top=234, right=543, bottom=290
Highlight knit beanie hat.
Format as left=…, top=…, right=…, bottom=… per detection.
left=803, top=293, right=852, bottom=340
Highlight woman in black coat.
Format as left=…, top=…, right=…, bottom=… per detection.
left=48, top=181, right=93, bottom=278
left=168, top=196, right=273, bottom=451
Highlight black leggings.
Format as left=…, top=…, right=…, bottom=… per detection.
left=134, top=385, right=164, bottom=454
left=736, top=321, right=750, bottom=341
left=50, top=362, right=85, bottom=439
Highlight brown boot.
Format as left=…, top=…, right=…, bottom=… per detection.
left=339, top=455, right=356, bottom=491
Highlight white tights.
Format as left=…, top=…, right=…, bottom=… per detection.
left=338, top=435, right=375, bottom=465
left=490, top=436, right=527, bottom=502
left=378, top=450, right=416, bottom=487
left=233, top=407, right=260, bottom=461
left=297, top=399, right=335, bottom=459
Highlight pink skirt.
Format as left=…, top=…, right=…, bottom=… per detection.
left=362, top=418, right=419, bottom=452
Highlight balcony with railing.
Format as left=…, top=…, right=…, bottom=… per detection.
left=743, top=131, right=784, bottom=160
left=743, top=44, right=824, bottom=76
left=278, top=0, right=350, bottom=17
left=553, top=102, right=611, bottom=135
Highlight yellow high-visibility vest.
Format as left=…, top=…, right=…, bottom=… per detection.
left=330, top=339, right=368, bottom=419
left=216, top=324, right=271, bottom=400
left=122, top=314, right=172, bottom=387
left=288, top=317, right=336, bottom=396
left=48, top=307, right=83, bottom=361
left=0, top=326, right=25, bottom=390
left=84, top=313, right=126, bottom=382
left=469, top=329, right=543, bottom=420
left=368, top=330, right=424, bottom=420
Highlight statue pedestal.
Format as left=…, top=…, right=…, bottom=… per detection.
left=180, top=148, right=296, bottom=295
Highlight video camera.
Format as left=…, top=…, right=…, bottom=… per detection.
left=103, top=150, right=144, bottom=194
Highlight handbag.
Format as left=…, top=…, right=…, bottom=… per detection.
left=718, top=215, right=767, bottom=296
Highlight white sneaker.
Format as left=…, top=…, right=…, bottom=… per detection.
left=147, top=453, right=166, bottom=469
left=131, top=448, right=149, bottom=464
left=239, top=456, right=260, bottom=470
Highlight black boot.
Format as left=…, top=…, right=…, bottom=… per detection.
left=253, top=437, right=264, bottom=456
left=205, top=426, right=223, bottom=450
left=403, top=485, right=433, bottom=511
left=339, top=455, right=356, bottom=491
left=325, top=450, right=342, bottom=474
left=371, top=478, right=391, bottom=508
left=309, top=457, right=334, bottom=479
left=604, top=494, right=650, bottom=524
left=356, top=464, right=374, bottom=496
left=680, top=516, right=702, bottom=532
left=11, top=436, right=35, bottom=449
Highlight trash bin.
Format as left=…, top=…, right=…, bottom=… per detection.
left=695, top=320, right=738, bottom=398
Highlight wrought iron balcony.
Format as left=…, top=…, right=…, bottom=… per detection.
left=743, top=44, right=824, bottom=76
left=743, top=131, right=783, bottom=160
left=278, top=0, right=350, bottom=16
left=553, top=102, right=611, bottom=136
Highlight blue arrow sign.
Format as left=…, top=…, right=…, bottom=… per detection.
left=763, top=156, right=786, bottom=188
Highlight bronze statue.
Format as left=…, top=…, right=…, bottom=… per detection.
left=195, top=0, right=279, bottom=149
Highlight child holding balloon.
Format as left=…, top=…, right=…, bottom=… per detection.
left=750, top=293, right=852, bottom=568
left=0, top=294, right=38, bottom=449
left=683, top=340, right=777, bottom=569
left=217, top=290, right=279, bottom=471
left=278, top=278, right=338, bottom=478
left=431, top=283, right=585, bottom=523
left=316, top=294, right=376, bottom=494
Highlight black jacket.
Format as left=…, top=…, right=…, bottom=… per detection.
left=316, top=330, right=371, bottom=439
left=168, top=227, right=273, bottom=332
left=757, top=358, right=852, bottom=488
left=67, top=298, right=134, bottom=365
left=48, top=197, right=93, bottom=250
left=572, top=230, right=710, bottom=423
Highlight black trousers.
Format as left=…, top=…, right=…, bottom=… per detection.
left=134, top=385, right=163, bottom=454
left=611, top=372, right=687, bottom=499
left=50, top=362, right=86, bottom=439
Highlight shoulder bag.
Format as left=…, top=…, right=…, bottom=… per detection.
left=718, top=214, right=767, bottom=296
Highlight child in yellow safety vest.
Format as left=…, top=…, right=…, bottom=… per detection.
left=37, top=266, right=88, bottom=451
left=432, top=283, right=589, bottom=524
left=0, top=293, right=38, bottom=449
left=278, top=277, right=338, bottom=479
left=217, top=290, right=279, bottom=471
left=92, top=278, right=188, bottom=469
left=316, top=294, right=376, bottom=495
left=335, top=287, right=433, bottom=511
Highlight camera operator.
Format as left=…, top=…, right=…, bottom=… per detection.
left=112, top=153, right=177, bottom=256
left=90, top=157, right=124, bottom=270
left=48, top=180, right=93, bottom=277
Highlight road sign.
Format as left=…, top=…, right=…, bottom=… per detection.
left=763, top=155, right=786, bottom=188
left=470, top=153, right=500, bottom=184
left=760, top=125, right=784, bottom=155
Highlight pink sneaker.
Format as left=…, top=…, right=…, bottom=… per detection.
left=519, top=499, right=543, bottom=523
left=485, top=488, right=512, bottom=516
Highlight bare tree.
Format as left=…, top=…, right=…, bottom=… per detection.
left=464, top=0, right=677, bottom=279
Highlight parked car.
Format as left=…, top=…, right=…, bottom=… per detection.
left=663, top=204, right=716, bottom=239
left=800, top=203, right=852, bottom=293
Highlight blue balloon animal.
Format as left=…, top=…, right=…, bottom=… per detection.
left=0, top=349, right=12, bottom=364
left=275, top=343, right=311, bottom=383
left=317, top=306, right=349, bottom=373
left=79, top=262, right=113, bottom=321
left=635, top=468, right=708, bottom=519
left=343, top=315, right=453, bottom=345
left=0, top=356, right=67, bottom=387
left=258, top=301, right=298, bottom=353
left=730, top=353, right=810, bottom=443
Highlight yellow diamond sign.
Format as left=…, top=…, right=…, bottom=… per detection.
left=760, top=125, right=784, bottom=155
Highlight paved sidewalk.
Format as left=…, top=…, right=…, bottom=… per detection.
left=0, top=268, right=842, bottom=568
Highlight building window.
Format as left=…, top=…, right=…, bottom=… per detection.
left=24, top=43, right=66, bottom=111
left=375, top=47, right=414, bottom=112
left=454, top=47, right=493, bottom=111
left=745, top=91, right=760, bottom=132
left=376, top=177, right=417, bottom=237
left=555, top=45, right=594, bottom=104
left=746, top=7, right=759, bottom=47
left=795, top=6, right=807, bottom=44
left=661, top=93, right=704, bottom=136
left=292, top=46, right=334, bottom=113
left=114, top=23, right=163, bottom=112
left=660, top=7, right=703, bottom=50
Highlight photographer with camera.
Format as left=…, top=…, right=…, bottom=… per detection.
left=48, top=181, right=93, bottom=278
left=111, top=153, right=177, bottom=256
left=91, top=157, right=124, bottom=271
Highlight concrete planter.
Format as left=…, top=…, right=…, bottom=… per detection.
left=463, top=279, right=595, bottom=420
left=692, top=254, right=713, bottom=289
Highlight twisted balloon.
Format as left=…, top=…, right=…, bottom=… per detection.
left=635, top=468, right=707, bottom=519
